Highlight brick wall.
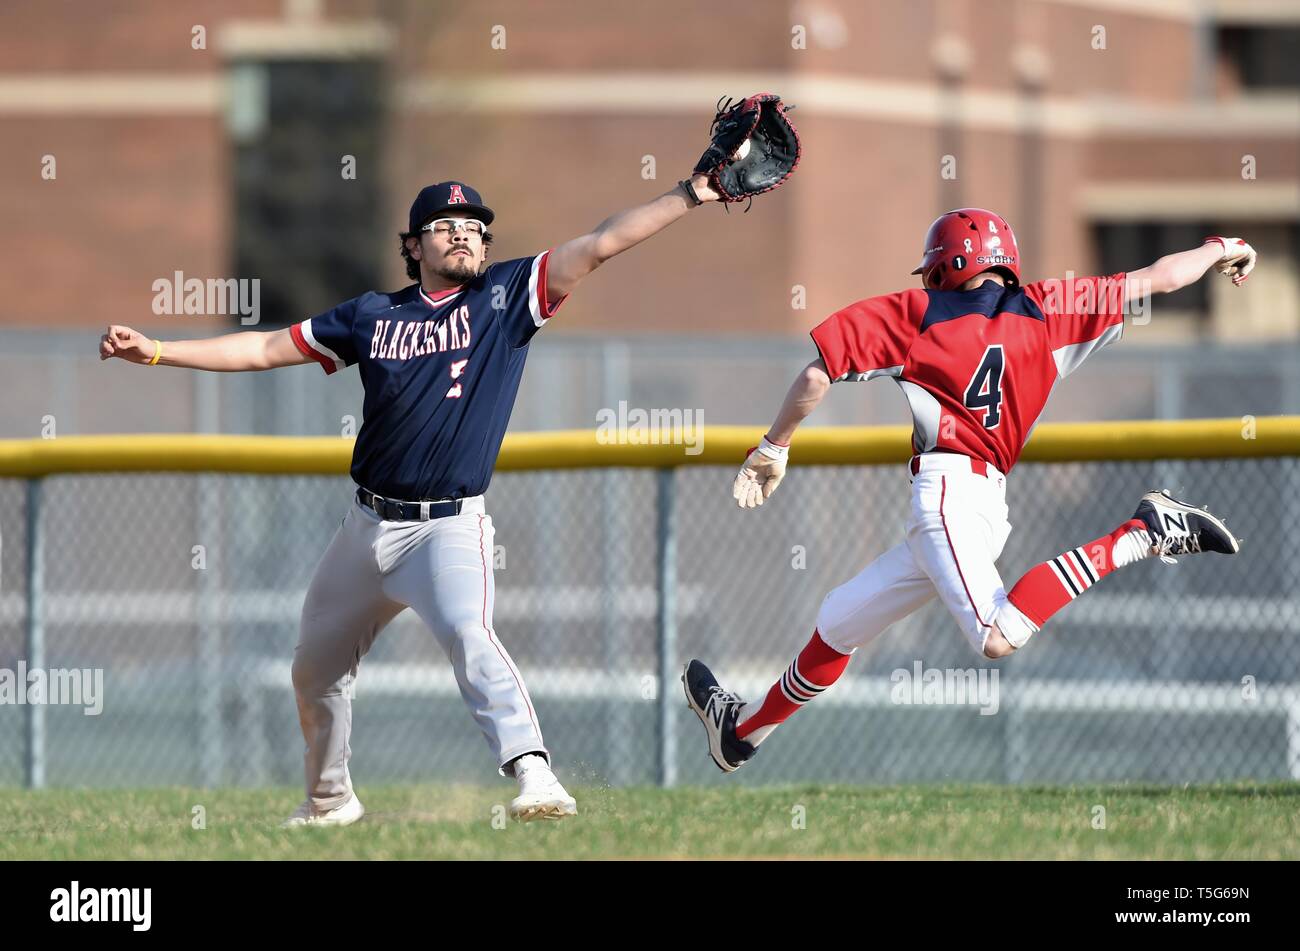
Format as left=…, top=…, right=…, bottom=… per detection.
left=1, top=0, right=1295, bottom=336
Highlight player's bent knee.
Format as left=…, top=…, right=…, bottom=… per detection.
left=815, top=605, right=877, bottom=655
left=291, top=655, right=324, bottom=696
left=981, top=625, right=1016, bottom=659
left=813, top=625, right=854, bottom=656
left=290, top=652, right=311, bottom=690
left=291, top=648, right=346, bottom=696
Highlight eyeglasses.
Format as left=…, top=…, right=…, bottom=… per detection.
left=422, top=218, right=487, bottom=238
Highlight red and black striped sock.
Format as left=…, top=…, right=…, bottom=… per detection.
left=1007, top=518, right=1150, bottom=628
left=735, top=630, right=851, bottom=746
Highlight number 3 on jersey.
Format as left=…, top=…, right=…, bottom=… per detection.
left=446, top=359, right=468, bottom=399
left=964, top=345, right=1005, bottom=429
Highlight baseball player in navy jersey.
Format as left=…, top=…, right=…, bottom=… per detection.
left=101, top=173, right=733, bottom=823
left=683, top=209, right=1256, bottom=773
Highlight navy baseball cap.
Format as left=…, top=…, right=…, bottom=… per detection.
left=408, top=181, right=495, bottom=233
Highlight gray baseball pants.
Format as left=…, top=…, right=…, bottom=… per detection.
left=291, top=494, right=547, bottom=811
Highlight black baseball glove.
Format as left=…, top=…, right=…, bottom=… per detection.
left=693, top=93, right=801, bottom=205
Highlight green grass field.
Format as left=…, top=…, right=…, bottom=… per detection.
left=3, top=783, right=1298, bottom=860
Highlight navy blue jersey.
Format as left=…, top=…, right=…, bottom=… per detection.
left=291, top=250, right=565, bottom=500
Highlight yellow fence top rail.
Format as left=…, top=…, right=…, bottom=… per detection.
left=0, top=417, right=1296, bottom=477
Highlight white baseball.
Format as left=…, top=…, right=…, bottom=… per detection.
left=736, top=138, right=752, bottom=160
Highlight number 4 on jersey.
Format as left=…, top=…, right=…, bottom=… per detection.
left=964, top=344, right=1005, bottom=429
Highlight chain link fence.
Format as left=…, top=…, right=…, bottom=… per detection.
left=1, top=451, right=1297, bottom=790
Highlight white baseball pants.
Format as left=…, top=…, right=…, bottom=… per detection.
left=816, top=453, right=1016, bottom=656
left=292, top=494, right=547, bottom=811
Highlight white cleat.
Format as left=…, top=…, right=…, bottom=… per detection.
left=281, top=793, right=365, bottom=828
left=509, top=755, right=577, bottom=822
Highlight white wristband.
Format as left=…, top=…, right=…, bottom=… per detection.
left=1203, top=236, right=1245, bottom=262
left=757, top=436, right=789, bottom=460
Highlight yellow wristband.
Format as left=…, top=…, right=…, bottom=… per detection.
left=148, top=339, right=162, bottom=366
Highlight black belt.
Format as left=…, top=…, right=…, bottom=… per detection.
left=356, top=488, right=463, bottom=522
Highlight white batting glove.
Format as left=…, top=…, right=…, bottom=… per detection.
left=1204, top=236, right=1257, bottom=286
left=732, top=436, right=789, bottom=509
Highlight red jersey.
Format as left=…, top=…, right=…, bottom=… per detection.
left=810, top=274, right=1128, bottom=474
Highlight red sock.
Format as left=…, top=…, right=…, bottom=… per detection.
left=1007, top=518, right=1148, bottom=627
left=735, top=630, right=851, bottom=742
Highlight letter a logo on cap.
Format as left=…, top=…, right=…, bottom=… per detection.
left=448, top=185, right=467, bottom=204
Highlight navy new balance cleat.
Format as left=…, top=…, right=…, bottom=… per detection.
left=1133, top=489, right=1240, bottom=564
left=682, top=659, right=757, bottom=773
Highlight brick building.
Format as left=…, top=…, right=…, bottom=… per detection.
left=1, top=0, right=1297, bottom=340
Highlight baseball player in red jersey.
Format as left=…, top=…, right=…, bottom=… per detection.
left=683, top=208, right=1256, bottom=772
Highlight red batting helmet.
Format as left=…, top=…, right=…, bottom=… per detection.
left=911, top=208, right=1020, bottom=291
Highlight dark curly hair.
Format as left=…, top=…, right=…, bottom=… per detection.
left=399, top=229, right=494, bottom=281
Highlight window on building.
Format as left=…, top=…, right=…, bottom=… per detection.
left=1217, top=26, right=1300, bottom=91
left=1093, top=222, right=1213, bottom=316
left=229, top=58, right=385, bottom=328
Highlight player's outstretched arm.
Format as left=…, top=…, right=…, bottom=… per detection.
left=544, top=175, right=721, bottom=302
left=99, top=325, right=312, bottom=372
left=733, top=358, right=831, bottom=509
left=546, top=93, right=799, bottom=303
left=1125, top=236, right=1257, bottom=302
